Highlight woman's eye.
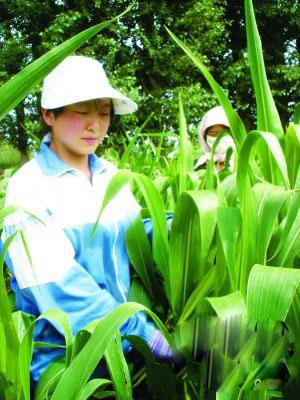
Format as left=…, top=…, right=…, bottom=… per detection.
left=75, top=111, right=87, bottom=115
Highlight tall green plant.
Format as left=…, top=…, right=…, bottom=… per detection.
left=244, top=0, right=284, bottom=140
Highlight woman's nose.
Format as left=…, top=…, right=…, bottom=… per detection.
left=87, top=114, right=102, bottom=131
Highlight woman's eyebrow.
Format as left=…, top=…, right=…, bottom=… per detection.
left=98, top=104, right=112, bottom=111
left=99, top=102, right=112, bottom=108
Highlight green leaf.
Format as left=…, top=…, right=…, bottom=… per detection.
left=0, top=373, right=6, bottom=400
left=118, top=113, right=154, bottom=169
left=89, top=169, right=131, bottom=242
left=12, top=311, right=35, bottom=343
left=91, top=168, right=169, bottom=294
left=36, top=309, right=73, bottom=366
left=245, top=0, right=284, bottom=140
left=237, top=131, right=290, bottom=197
left=145, top=361, right=177, bottom=400
left=284, top=125, right=300, bottom=188
left=220, top=174, right=238, bottom=208
left=131, top=173, right=169, bottom=284
left=0, top=233, right=21, bottom=388
left=128, top=278, right=152, bottom=309
left=104, top=333, right=132, bottom=400
left=0, top=5, right=133, bottom=121
left=247, top=264, right=300, bottom=322
left=78, top=379, right=111, bottom=400
left=236, top=130, right=291, bottom=295
left=271, top=184, right=300, bottom=268
left=34, top=357, right=66, bottom=400
left=204, top=131, right=235, bottom=191
left=125, top=215, right=160, bottom=302
left=179, top=267, right=215, bottom=323
left=239, top=337, right=288, bottom=395
left=293, top=103, right=300, bottom=124
left=200, top=291, right=247, bottom=321
left=217, top=335, right=257, bottom=396
left=127, top=336, right=177, bottom=400
left=169, top=190, right=218, bottom=319
left=19, top=322, right=35, bottom=400
left=252, top=183, right=290, bottom=264
left=177, top=93, right=193, bottom=194
left=165, top=26, right=247, bottom=151
left=19, top=308, right=72, bottom=400
left=217, top=207, right=242, bottom=292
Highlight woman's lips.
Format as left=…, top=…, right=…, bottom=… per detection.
left=82, top=137, right=98, bottom=144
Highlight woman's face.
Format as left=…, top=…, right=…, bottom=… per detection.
left=42, top=98, right=111, bottom=164
left=206, top=124, right=228, bottom=138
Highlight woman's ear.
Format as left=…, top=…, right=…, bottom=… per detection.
left=41, top=108, right=54, bottom=126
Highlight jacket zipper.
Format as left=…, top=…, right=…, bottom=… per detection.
left=112, top=222, right=127, bottom=302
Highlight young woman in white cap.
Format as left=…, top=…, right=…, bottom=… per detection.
left=2, top=55, right=173, bottom=385
left=195, top=105, right=235, bottom=170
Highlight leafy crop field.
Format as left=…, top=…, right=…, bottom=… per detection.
left=0, top=0, right=299, bottom=399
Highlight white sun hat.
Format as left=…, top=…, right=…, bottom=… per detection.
left=41, top=55, right=138, bottom=114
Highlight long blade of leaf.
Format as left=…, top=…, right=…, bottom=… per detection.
left=118, top=113, right=154, bottom=169
left=165, top=26, right=247, bottom=150
left=252, top=183, right=290, bottom=264
left=177, top=93, right=193, bottom=194
left=245, top=0, right=284, bottom=140
left=104, top=333, right=132, bottom=400
left=179, top=267, right=215, bottom=323
left=0, top=5, right=133, bottom=121
left=79, top=379, right=111, bottom=400
left=236, top=130, right=291, bottom=295
left=271, top=178, right=300, bottom=267
left=169, top=190, right=218, bottom=319
left=217, top=207, right=242, bottom=292
left=131, top=173, right=169, bottom=284
left=284, top=125, right=300, bottom=188
left=0, top=233, right=20, bottom=386
left=125, top=215, right=160, bottom=302
left=34, top=358, right=66, bottom=400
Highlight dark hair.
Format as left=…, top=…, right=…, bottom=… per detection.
left=48, top=107, right=64, bottom=118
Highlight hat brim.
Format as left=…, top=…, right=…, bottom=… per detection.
left=107, top=87, right=138, bottom=115
left=41, top=85, right=138, bottom=115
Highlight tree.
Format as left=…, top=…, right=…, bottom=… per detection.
left=0, top=0, right=61, bottom=158
left=0, top=0, right=299, bottom=156
left=222, top=0, right=299, bottom=128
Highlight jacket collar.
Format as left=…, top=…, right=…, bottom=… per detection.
left=35, top=133, right=105, bottom=177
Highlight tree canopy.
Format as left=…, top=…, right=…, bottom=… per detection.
left=0, top=0, right=299, bottom=156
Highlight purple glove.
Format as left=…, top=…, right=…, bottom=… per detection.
left=149, top=329, right=174, bottom=360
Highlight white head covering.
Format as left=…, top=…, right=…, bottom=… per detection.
left=198, top=106, right=229, bottom=153
left=196, top=106, right=233, bottom=168
left=41, top=55, right=138, bottom=115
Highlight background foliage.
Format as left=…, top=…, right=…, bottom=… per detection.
left=0, top=0, right=299, bottom=159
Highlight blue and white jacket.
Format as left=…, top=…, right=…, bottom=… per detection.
left=2, top=135, right=156, bottom=382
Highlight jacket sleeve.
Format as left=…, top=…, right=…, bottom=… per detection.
left=2, top=175, right=156, bottom=345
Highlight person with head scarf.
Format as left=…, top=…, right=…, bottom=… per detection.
left=195, top=105, right=235, bottom=170
left=1, top=55, right=174, bottom=386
